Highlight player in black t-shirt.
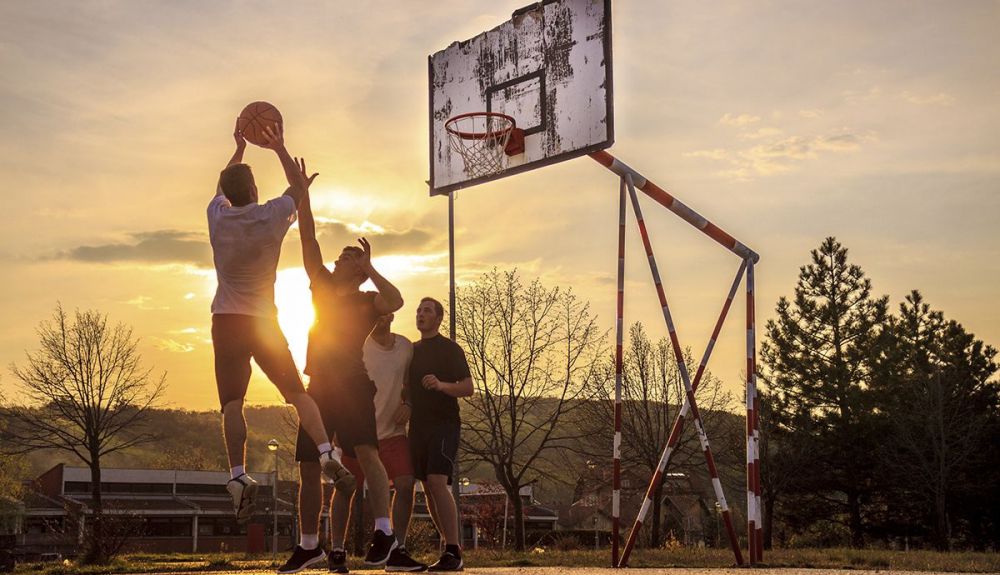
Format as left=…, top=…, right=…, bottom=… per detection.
left=279, top=159, right=405, bottom=574
left=406, top=297, right=473, bottom=572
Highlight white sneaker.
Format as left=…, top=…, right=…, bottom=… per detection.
left=226, top=473, right=259, bottom=524
left=319, top=449, right=356, bottom=492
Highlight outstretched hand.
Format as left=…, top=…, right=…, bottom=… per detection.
left=356, top=237, right=373, bottom=271
left=260, top=123, right=285, bottom=151
left=295, top=157, right=319, bottom=189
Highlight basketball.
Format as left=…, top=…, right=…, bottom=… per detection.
left=237, top=101, right=283, bottom=147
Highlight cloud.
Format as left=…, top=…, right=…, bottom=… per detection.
left=738, top=127, right=785, bottom=140
left=125, top=295, right=170, bottom=311
left=694, top=129, right=877, bottom=181
left=59, top=230, right=211, bottom=267
left=718, top=113, right=761, bottom=127
left=153, top=338, right=194, bottom=353
left=312, top=220, right=442, bottom=257
left=900, top=91, right=955, bottom=106
left=798, top=109, right=824, bottom=119
left=684, top=149, right=728, bottom=160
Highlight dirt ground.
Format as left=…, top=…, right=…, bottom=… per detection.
left=121, top=568, right=982, bottom=575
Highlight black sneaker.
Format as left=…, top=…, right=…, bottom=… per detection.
left=385, top=547, right=428, bottom=572
left=328, top=548, right=349, bottom=573
left=363, top=529, right=398, bottom=566
left=277, top=545, right=326, bottom=574
left=427, top=552, right=463, bottom=572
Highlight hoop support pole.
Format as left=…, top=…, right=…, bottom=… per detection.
left=589, top=150, right=758, bottom=263
left=612, top=177, right=626, bottom=567
left=746, top=260, right=763, bottom=564
left=617, top=174, right=745, bottom=567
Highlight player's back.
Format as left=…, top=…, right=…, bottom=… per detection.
left=207, top=194, right=296, bottom=316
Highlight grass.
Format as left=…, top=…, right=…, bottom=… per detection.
left=12, top=547, right=1000, bottom=574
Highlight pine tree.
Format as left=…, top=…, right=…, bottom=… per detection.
left=873, top=291, right=999, bottom=549
left=760, top=237, right=888, bottom=547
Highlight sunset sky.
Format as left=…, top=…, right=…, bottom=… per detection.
left=1, top=1, right=997, bottom=411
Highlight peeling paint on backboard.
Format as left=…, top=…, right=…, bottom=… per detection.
left=429, top=0, right=613, bottom=196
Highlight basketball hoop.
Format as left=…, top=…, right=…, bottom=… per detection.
left=445, top=112, right=519, bottom=179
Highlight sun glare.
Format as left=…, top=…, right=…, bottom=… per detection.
left=274, top=268, right=315, bottom=369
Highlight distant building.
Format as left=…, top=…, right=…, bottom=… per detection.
left=1, top=465, right=558, bottom=557
left=5, top=464, right=295, bottom=557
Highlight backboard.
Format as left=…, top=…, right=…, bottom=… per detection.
left=429, top=0, right=614, bottom=196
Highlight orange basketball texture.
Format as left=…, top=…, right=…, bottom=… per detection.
left=237, top=102, right=283, bottom=147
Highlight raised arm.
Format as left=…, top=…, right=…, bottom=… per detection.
left=355, top=237, right=404, bottom=314
left=295, top=158, right=325, bottom=280
left=260, top=124, right=308, bottom=206
left=217, top=118, right=247, bottom=196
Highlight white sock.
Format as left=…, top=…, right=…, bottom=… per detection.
left=230, top=465, right=245, bottom=479
left=317, top=442, right=333, bottom=456
left=300, top=533, right=319, bottom=550
left=332, top=545, right=345, bottom=552
left=375, top=517, right=392, bottom=535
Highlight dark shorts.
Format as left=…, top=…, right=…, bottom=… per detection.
left=409, top=421, right=460, bottom=484
left=295, top=374, right=379, bottom=460
left=212, top=314, right=305, bottom=411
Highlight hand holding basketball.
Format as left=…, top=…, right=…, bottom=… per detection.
left=233, top=118, right=246, bottom=150
left=259, top=123, right=285, bottom=151
left=236, top=101, right=283, bottom=147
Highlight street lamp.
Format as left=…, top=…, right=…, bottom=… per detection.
left=267, top=439, right=279, bottom=564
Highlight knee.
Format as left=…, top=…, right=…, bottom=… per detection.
left=426, top=475, right=449, bottom=493
left=393, top=476, right=414, bottom=497
left=222, top=399, right=244, bottom=415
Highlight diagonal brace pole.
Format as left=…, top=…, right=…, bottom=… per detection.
left=590, top=150, right=758, bottom=263
left=617, top=174, right=745, bottom=567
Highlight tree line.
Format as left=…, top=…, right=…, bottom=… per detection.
left=761, top=237, right=1000, bottom=550
left=2, top=237, right=997, bottom=561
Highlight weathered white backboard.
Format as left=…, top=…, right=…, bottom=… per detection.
left=429, top=0, right=614, bottom=196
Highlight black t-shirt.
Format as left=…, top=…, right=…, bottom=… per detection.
left=408, top=334, right=471, bottom=426
left=304, top=267, right=378, bottom=380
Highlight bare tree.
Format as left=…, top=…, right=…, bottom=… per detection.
left=1, top=304, right=165, bottom=564
left=578, top=322, right=738, bottom=547
left=455, top=269, right=606, bottom=551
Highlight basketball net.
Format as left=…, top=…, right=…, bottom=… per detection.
left=445, top=112, right=515, bottom=179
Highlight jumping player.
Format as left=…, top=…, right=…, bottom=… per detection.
left=326, top=313, right=427, bottom=573
left=208, top=121, right=349, bottom=528
left=407, top=297, right=474, bottom=572
left=278, top=159, right=404, bottom=574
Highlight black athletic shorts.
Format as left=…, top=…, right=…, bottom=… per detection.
left=409, top=420, right=460, bottom=484
left=295, top=374, right=379, bottom=460
left=212, top=314, right=306, bottom=412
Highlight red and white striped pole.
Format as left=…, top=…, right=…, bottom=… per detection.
left=590, top=151, right=758, bottom=263
left=612, top=177, right=626, bottom=567
left=617, top=174, right=744, bottom=567
left=746, top=260, right=763, bottom=563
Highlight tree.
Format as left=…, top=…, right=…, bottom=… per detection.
left=455, top=269, right=605, bottom=551
left=2, top=305, right=165, bottom=563
left=873, top=291, right=999, bottom=549
left=760, top=237, right=888, bottom=547
left=579, top=322, right=738, bottom=547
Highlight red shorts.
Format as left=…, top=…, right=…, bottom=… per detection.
left=342, top=434, right=413, bottom=486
